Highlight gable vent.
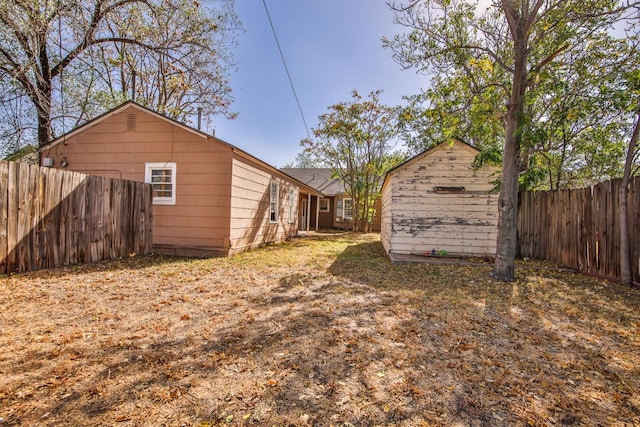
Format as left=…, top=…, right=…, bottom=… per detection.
left=126, top=113, right=137, bottom=131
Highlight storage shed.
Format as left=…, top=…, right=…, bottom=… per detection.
left=381, top=139, right=499, bottom=257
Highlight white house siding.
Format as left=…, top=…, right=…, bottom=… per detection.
left=381, top=180, right=393, bottom=254
left=382, top=140, right=499, bottom=257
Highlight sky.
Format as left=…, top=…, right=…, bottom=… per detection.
left=210, top=0, right=429, bottom=167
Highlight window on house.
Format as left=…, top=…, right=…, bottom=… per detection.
left=319, top=198, right=330, bottom=212
left=145, top=162, right=176, bottom=205
left=288, top=189, right=296, bottom=223
left=343, top=198, right=353, bottom=220
left=270, top=180, right=279, bottom=223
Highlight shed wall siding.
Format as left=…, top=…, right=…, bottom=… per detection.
left=381, top=181, right=393, bottom=253
left=386, top=142, right=499, bottom=256
left=40, top=109, right=233, bottom=255
left=229, top=157, right=298, bottom=254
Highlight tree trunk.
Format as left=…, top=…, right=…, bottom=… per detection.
left=493, top=34, right=527, bottom=282
left=37, top=106, right=52, bottom=147
left=35, top=37, right=54, bottom=148
left=36, top=86, right=53, bottom=147
left=619, top=111, right=640, bottom=286
left=493, top=126, right=520, bottom=281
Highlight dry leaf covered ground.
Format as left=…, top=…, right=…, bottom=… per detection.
left=0, top=233, right=638, bottom=427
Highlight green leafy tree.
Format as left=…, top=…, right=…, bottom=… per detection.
left=399, top=55, right=507, bottom=156
left=301, top=90, right=403, bottom=232
left=281, top=150, right=321, bottom=168
left=385, top=0, right=636, bottom=280
left=520, top=34, right=637, bottom=189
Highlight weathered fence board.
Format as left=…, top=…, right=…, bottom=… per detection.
left=518, top=177, right=640, bottom=284
left=0, top=161, right=153, bottom=274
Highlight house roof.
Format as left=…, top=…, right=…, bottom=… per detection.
left=40, top=101, right=323, bottom=197
left=280, top=168, right=346, bottom=196
left=381, top=138, right=482, bottom=190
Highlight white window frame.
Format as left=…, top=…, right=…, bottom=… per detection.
left=288, top=189, right=296, bottom=224
left=145, top=162, right=176, bottom=205
left=343, top=198, right=353, bottom=220
left=319, top=198, right=330, bottom=212
left=270, top=180, right=279, bottom=223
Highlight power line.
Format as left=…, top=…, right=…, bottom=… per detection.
left=261, top=0, right=311, bottom=139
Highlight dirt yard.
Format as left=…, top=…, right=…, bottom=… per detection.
left=0, top=233, right=638, bottom=426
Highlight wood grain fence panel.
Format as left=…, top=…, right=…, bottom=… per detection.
left=0, top=160, right=152, bottom=274
left=110, top=179, right=119, bottom=257
left=582, top=187, right=591, bottom=271
left=78, top=174, right=89, bottom=264
left=47, top=168, right=64, bottom=269
left=16, top=163, right=32, bottom=272
left=6, top=162, right=19, bottom=272
left=632, top=179, right=639, bottom=282
left=141, top=183, right=153, bottom=255
left=603, top=181, right=612, bottom=276
left=544, top=191, right=552, bottom=259
left=0, top=162, right=7, bottom=274
left=123, top=181, right=134, bottom=254
left=608, top=180, right=620, bottom=279
left=111, top=179, right=122, bottom=258
left=101, top=176, right=111, bottom=260
left=69, top=172, right=84, bottom=266
left=518, top=176, right=640, bottom=284
left=575, top=188, right=583, bottom=271
left=121, top=180, right=131, bottom=257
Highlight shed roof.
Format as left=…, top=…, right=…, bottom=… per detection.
left=280, top=168, right=346, bottom=196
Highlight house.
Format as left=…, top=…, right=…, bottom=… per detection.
left=280, top=168, right=382, bottom=232
left=381, top=139, right=499, bottom=257
left=38, top=101, right=323, bottom=257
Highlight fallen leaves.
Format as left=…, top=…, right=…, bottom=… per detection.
left=115, top=414, right=131, bottom=422
left=0, top=233, right=638, bottom=426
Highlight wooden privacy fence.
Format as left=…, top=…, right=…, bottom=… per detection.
left=0, top=161, right=153, bottom=274
left=518, top=176, right=640, bottom=284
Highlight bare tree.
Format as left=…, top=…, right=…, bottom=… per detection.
left=0, top=0, right=239, bottom=150
left=92, top=0, right=239, bottom=123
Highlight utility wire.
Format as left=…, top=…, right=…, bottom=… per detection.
left=261, top=0, right=311, bottom=139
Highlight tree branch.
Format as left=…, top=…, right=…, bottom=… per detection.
left=526, top=43, right=570, bottom=87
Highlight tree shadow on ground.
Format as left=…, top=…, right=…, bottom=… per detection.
left=1, top=236, right=639, bottom=426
